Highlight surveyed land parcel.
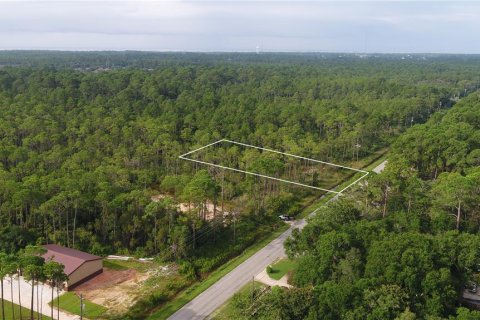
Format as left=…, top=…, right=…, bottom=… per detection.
left=180, top=139, right=368, bottom=194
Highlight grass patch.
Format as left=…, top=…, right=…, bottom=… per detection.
left=52, top=292, right=107, bottom=319
left=0, top=301, right=51, bottom=320
left=146, top=223, right=289, bottom=320
left=267, top=259, right=298, bottom=281
left=103, top=259, right=157, bottom=273
left=103, top=259, right=130, bottom=271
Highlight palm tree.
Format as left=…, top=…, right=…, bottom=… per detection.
left=5, top=254, right=18, bottom=320
left=21, top=245, right=46, bottom=320
left=43, top=261, right=57, bottom=320
left=0, top=252, right=7, bottom=320
left=55, top=267, right=68, bottom=320
left=16, top=258, right=23, bottom=320
left=44, top=260, right=66, bottom=320
left=36, top=264, right=47, bottom=320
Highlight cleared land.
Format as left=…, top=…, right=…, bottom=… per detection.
left=67, top=259, right=191, bottom=318
left=72, top=265, right=147, bottom=313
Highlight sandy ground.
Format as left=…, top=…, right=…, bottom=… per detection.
left=3, top=276, right=78, bottom=320
left=151, top=194, right=230, bottom=221
left=72, top=268, right=149, bottom=314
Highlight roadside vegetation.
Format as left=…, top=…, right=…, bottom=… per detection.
left=1, top=52, right=480, bottom=318
left=145, top=223, right=288, bottom=320
left=211, top=281, right=269, bottom=320
left=216, top=93, right=480, bottom=319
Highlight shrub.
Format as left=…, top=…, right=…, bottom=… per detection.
left=124, top=291, right=168, bottom=319
left=179, top=260, right=198, bottom=280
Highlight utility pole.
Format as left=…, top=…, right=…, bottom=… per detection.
left=251, top=276, right=255, bottom=306
left=233, top=211, right=237, bottom=245
left=80, top=294, right=83, bottom=320
left=221, top=170, right=225, bottom=215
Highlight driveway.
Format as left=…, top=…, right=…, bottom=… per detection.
left=3, top=275, right=79, bottom=320
left=255, top=267, right=292, bottom=289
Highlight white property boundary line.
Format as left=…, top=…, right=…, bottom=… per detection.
left=179, top=139, right=369, bottom=194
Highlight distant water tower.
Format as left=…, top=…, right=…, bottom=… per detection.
left=256, top=45, right=261, bottom=54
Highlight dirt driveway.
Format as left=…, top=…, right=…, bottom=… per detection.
left=73, top=268, right=149, bottom=314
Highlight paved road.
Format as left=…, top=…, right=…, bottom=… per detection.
left=168, top=201, right=324, bottom=320
left=168, top=166, right=368, bottom=319
left=168, top=220, right=305, bottom=320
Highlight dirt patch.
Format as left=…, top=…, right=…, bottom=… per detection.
left=151, top=194, right=230, bottom=221
left=73, top=268, right=149, bottom=313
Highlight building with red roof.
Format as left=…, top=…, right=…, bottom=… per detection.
left=42, top=244, right=103, bottom=290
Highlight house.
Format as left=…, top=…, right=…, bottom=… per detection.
left=42, top=244, right=103, bottom=290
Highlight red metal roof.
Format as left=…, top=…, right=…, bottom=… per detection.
left=42, top=244, right=102, bottom=276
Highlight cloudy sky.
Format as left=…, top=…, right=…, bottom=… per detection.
left=0, top=1, right=479, bottom=53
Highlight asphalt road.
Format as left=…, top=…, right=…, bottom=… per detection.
left=168, top=209, right=313, bottom=320
left=168, top=161, right=385, bottom=320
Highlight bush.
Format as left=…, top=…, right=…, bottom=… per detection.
left=124, top=291, right=168, bottom=319
left=90, top=242, right=111, bottom=256
left=179, top=260, right=198, bottom=280
left=267, top=265, right=273, bottom=274
left=286, top=270, right=295, bottom=285
left=123, top=277, right=190, bottom=319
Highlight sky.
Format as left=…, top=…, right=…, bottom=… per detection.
left=0, top=1, right=479, bottom=53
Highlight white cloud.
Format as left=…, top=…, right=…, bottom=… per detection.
left=0, top=1, right=479, bottom=53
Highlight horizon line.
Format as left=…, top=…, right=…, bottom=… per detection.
left=0, top=49, right=479, bottom=56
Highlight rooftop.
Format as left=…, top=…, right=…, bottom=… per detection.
left=42, top=244, right=102, bottom=275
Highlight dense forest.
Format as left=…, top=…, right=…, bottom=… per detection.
left=1, top=52, right=480, bottom=319
left=221, top=93, right=480, bottom=319
left=2, top=51, right=480, bottom=69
